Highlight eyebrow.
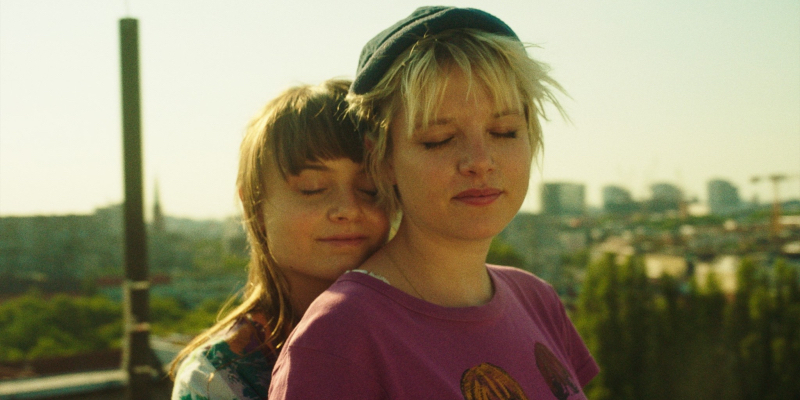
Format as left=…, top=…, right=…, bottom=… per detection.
left=294, top=162, right=367, bottom=174
left=493, top=109, right=524, bottom=118
left=295, top=164, right=330, bottom=173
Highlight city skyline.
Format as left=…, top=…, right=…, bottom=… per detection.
left=4, top=175, right=792, bottom=221
left=1, top=0, right=798, bottom=219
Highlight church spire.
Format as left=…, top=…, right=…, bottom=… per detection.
left=152, top=179, right=165, bottom=232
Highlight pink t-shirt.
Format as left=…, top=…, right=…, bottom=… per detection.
left=269, top=265, right=598, bottom=400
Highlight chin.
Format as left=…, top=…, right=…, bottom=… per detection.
left=452, top=225, right=504, bottom=242
left=462, top=214, right=515, bottom=237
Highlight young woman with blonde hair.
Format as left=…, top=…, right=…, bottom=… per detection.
left=270, top=7, right=598, bottom=399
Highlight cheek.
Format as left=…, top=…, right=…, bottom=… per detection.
left=392, top=160, right=430, bottom=200
left=515, top=147, right=533, bottom=173
left=264, top=220, right=291, bottom=262
left=506, top=148, right=533, bottom=193
left=393, top=146, right=438, bottom=180
left=264, top=208, right=314, bottom=258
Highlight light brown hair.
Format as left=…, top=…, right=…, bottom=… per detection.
left=169, top=79, right=362, bottom=378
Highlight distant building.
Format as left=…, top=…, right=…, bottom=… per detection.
left=0, top=207, right=124, bottom=290
left=649, top=182, right=683, bottom=213
left=695, top=255, right=739, bottom=293
left=602, top=185, right=636, bottom=214
left=644, top=254, right=689, bottom=279
left=707, top=179, right=741, bottom=215
left=541, top=182, right=585, bottom=216
left=0, top=201, right=216, bottom=295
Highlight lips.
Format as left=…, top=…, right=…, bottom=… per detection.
left=317, top=234, right=369, bottom=247
left=453, top=188, right=502, bottom=206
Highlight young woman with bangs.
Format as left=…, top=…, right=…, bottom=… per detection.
left=170, top=79, right=389, bottom=400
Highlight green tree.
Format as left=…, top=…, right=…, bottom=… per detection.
left=150, top=296, right=190, bottom=335
left=723, top=258, right=763, bottom=400
left=764, top=259, right=800, bottom=399
left=168, top=297, right=225, bottom=336
left=0, top=292, right=122, bottom=362
left=681, top=274, right=727, bottom=399
left=573, top=253, right=800, bottom=400
left=616, top=257, right=652, bottom=399
left=575, top=253, right=622, bottom=400
left=648, top=272, right=683, bottom=400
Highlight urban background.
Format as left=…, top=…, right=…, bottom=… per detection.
left=2, top=1, right=798, bottom=399
left=1, top=175, right=799, bottom=399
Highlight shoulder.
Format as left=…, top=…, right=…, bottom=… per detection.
left=290, top=272, right=394, bottom=344
left=305, top=271, right=404, bottom=318
left=172, top=315, right=276, bottom=400
left=280, top=271, right=409, bottom=368
left=488, top=264, right=567, bottom=327
left=488, top=265, right=599, bottom=384
left=271, top=274, right=393, bottom=398
left=172, top=339, right=240, bottom=400
left=488, top=264, right=558, bottom=299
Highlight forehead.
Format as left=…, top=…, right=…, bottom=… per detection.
left=439, top=72, right=516, bottom=111
left=399, top=69, right=525, bottom=132
left=292, top=158, right=367, bottom=174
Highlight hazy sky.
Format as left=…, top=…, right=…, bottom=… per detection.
left=1, top=0, right=798, bottom=220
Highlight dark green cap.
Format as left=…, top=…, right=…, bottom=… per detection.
left=351, top=6, right=520, bottom=95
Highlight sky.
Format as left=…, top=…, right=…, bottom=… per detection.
left=1, top=0, right=798, bottom=220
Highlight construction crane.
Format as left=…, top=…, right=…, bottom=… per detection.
left=751, top=174, right=799, bottom=237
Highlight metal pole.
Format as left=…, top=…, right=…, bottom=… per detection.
left=768, top=174, right=785, bottom=238
left=119, top=17, right=152, bottom=400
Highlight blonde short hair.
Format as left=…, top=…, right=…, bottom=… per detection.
left=348, top=29, right=565, bottom=217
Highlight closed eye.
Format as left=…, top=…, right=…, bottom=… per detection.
left=423, top=137, right=453, bottom=149
left=491, top=130, right=517, bottom=139
left=299, top=188, right=325, bottom=196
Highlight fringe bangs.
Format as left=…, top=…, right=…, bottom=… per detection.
left=268, top=82, right=362, bottom=178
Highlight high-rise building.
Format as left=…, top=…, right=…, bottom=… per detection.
left=649, top=182, right=683, bottom=213
left=602, top=185, right=636, bottom=214
left=707, top=179, right=741, bottom=215
left=541, top=182, right=585, bottom=216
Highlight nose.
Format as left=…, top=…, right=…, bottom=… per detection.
left=327, top=189, right=362, bottom=222
left=458, top=135, right=494, bottom=176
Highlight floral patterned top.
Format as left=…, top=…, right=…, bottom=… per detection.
left=171, top=313, right=276, bottom=400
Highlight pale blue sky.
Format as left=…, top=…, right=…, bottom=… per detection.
left=1, top=0, right=798, bottom=219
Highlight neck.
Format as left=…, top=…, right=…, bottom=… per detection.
left=368, top=221, right=494, bottom=307
left=283, top=273, right=333, bottom=318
